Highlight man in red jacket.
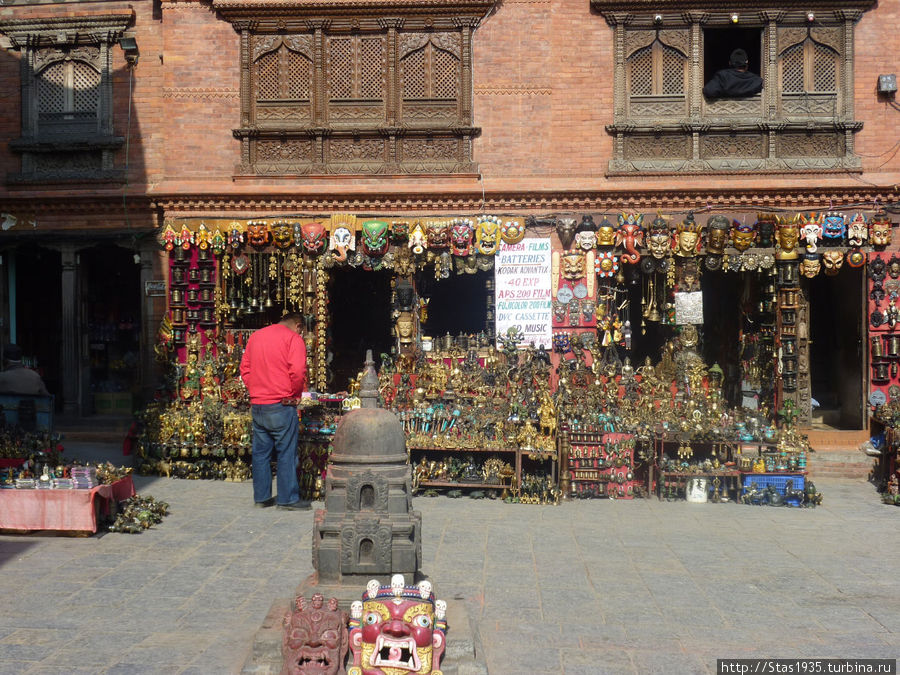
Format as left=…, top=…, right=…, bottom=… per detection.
left=240, top=312, right=309, bottom=510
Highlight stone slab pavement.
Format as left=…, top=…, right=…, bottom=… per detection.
left=0, top=442, right=898, bottom=674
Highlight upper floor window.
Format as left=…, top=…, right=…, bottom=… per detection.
left=593, top=3, right=874, bottom=174
left=0, top=14, right=132, bottom=183
left=217, top=0, right=494, bottom=176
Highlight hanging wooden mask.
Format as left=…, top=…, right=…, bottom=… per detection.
left=475, top=217, right=501, bottom=255
left=270, top=221, right=294, bottom=249
left=300, top=221, right=327, bottom=254
left=450, top=219, right=474, bottom=257
left=361, top=220, right=389, bottom=256
left=426, top=221, right=450, bottom=249
left=247, top=221, right=270, bottom=247
left=500, top=219, right=525, bottom=245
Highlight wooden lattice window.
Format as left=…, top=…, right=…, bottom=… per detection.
left=327, top=35, right=385, bottom=101
left=35, top=52, right=100, bottom=128
left=254, top=37, right=313, bottom=101
left=780, top=35, right=839, bottom=94
left=400, top=38, right=460, bottom=100
left=627, top=39, right=686, bottom=97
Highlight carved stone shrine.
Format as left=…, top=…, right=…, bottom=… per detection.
left=312, top=350, right=422, bottom=584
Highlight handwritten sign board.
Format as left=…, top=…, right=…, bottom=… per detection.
left=494, top=238, right=552, bottom=349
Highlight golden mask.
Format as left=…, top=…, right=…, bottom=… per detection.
left=596, top=223, right=616, bottom=247
left=775, top=223, right=800, bottom=260
left=731, top=223, right=756, bottom=252
left=561, top=251, right=585, bottom=279
left=674, top=217, right=701, bottom=258
left=705, top=215, right=730, bottom=255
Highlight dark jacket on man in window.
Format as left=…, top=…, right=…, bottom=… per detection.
left=703, top=48, right=763, bottom=99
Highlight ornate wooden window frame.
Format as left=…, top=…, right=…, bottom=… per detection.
left=214, top=0, right=496, bottom=176
left=0, top=14, right=132, bottom=184
left=592, top=2, right=876, bottom=174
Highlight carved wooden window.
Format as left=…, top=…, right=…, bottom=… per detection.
left=233, top=20, right=481, bottom=176
left=35, top=49, right=101, bottom=135
left=0, top=14, right=130, bottom=183
left=779, top=31, right=839, bottom=94
left=597, top=7, right=868, bottom=174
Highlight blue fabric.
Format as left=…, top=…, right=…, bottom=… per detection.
left=251, top=403, right=300, bottom=505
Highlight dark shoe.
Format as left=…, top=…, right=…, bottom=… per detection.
left=254, top=498, right=275, bottom=508
left=276, top=501, right=311, bottom=511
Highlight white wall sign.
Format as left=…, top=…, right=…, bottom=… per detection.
left=494, top=238, right=552, bottom=349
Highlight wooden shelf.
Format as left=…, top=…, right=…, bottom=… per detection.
left=419, top=480, right=507, bottom=489
left=408, top=446, right=517, bottom=454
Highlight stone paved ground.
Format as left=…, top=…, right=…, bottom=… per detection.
left=0, top=443, right=898, bottom=674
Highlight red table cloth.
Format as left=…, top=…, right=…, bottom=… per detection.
left=0, top=475, right=135, bottom=533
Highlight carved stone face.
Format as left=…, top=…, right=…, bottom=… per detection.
left=729, top=222, right=754, bottom=252
left=847, top=214, right=868, bottom=247
left=561, top=251, right=585, bottom=279
left=301, top=222, right=327, bottom=253
left=247, top=222, right=270, bottom=247
left=575, top=230, right=595, bottom=251
left=776, top=224, right=800, bottom=259
left=426, top=222, right=449, bottom=249
left=870, top=217, right=893, bottom=247
left=450, top=220, right=473, bottom=256
left=556, top=218, right=577, bottom=249
left=596, top=225, right=616, bottom=247
left=646, top=230, right=670, bottom=259
left=281, top=594, right=348, bottom=675
left=476, top=219, right=500, bottom=255
left=823, top=250, right=844, bottom=275
left=800, top=255, right=821, bottom=278
left=800, top=222, right=822, bottom=253
left=362, top=220, right=389, bottom=256
left=499, top=219, right=525, bottom=244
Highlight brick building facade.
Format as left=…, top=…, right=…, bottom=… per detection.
left=0, top=0, right=898, bottom=423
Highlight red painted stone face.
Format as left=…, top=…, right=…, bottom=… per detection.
left=281, top=594, right=348, bottom=675
left=351, top=598, right=444, bottom=675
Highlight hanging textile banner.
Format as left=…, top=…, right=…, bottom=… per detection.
left=494, top=238, right=552, bottom=349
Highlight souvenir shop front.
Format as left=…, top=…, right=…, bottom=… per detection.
left=138, top=209, right=881, bottom=506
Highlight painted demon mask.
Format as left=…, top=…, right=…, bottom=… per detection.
left=800, top=254, right=821, bottom=278
left=822, top=212, right=846, bottom=244
left=705, top=215, right=730, bottom=256
left=847, top=213, right=868, bottom=247
left=348, top=575, right=447, bottom=675
left=776, top=222, right=800, bottom=260
left=756, top=213, right=777, bottom=248
left=870, top=212, right=893, bottom=248
left=247, top=221, right=270, bottom=247
left=391, top=221, right=410, bottom=242
left=596, top=219, right=616, bottom=247
left=617, top=212, right=644, bottom=264
left=823, top=250, right=844, bottom=276
left=475, top=217, right=500, bottom=255
left=229, top=224, right=245, bottom=250
left=575, top=230, right=595, bottom=251
left=330, top=226, right=356, bottom=262
left=425, top=222, right=449, bottom=249
left=301, top=222, right=327, bottom=254
left=799, top=216, right=822, bottom=253
left=362, top=220, right=389, bottom=256
left=281, top=593, right=348, bottom=675
left=271, top=221, right=294, bottom=249
left=449, top=219, right=474, bottom=257
left=561, top=251, right=585, bottom=279
left=499, top=219, right=525, bottom=245
left=674, top=216, right=701, bottom=258
left=731, top=221, right=755, bottom=253
left=409, top=223, right=427, bottom=255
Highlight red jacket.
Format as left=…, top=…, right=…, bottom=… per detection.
left=240, top=323, right=307, bottom=404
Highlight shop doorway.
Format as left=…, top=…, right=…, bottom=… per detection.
left=328, top=267, right=393, bottom=393
left=80, top=245, right=142, bottom=415
left=416, top=268, right=492, bottom=339
left=807, top=269, right=865, bottom=429
left=9, top=245, right=62, bottom=402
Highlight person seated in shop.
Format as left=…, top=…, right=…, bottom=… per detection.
left=703, top=48, right=763, bottom=98
left=0, top=344, right=50, bottom=396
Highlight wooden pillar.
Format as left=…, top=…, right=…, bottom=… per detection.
left=59, top=245, right=80, bottom=416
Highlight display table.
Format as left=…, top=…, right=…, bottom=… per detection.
left=0, top=475, right=135, bottom=534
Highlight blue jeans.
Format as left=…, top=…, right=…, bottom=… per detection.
left=251, top=403, right=300, bottom=505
